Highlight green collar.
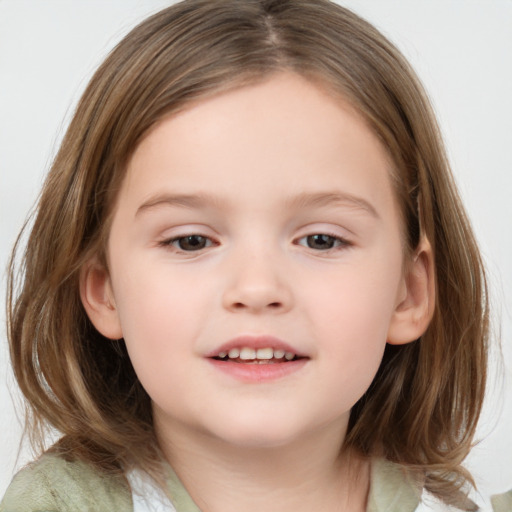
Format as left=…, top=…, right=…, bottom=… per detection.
left=164, top=458, right=422, bottom=512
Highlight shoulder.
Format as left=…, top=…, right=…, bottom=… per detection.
left=367, top=458, right=423, bottom=512
left=491, top=490, right=512, bottom=512
left=368, top=458, right=489, bottom=512
left=0, top=452, right=132, bottom=512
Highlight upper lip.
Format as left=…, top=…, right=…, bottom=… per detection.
left=205, top=335, right=308, bottom=358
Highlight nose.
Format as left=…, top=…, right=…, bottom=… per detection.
left=221, top=250, right=293, bottom=314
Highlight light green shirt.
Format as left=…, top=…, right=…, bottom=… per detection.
left=491, top=490, right=512, bottom=512
left=0, top=454, right=424, bottom=512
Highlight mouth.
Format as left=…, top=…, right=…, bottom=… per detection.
left=212, top=347, right=303, bottom=364
left=206, top=336, right=308, bottom=381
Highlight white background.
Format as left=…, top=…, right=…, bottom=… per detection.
left=1, top=0, right=511, bottom=502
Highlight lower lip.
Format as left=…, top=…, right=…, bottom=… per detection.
left=207, top=358, right=308, bottom=382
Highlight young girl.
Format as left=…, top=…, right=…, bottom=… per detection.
left=1, top=1, right=490, bottom=511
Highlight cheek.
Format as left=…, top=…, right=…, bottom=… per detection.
left=309, top=257, right=403, bottom=392
left=110, top=264, right=209, bottom=379
left=315, top=258, right=401, bottom=335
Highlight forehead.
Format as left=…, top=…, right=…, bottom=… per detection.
left=122, top=72, right=394, bottom=203
left=110, top=73, right=397, bottom=237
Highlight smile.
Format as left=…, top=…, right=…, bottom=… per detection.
left=213, top=347, right=299, bottom=363
left=207, top=336, right=308, bottom=382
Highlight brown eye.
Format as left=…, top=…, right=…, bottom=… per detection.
left=306, top=234, right=337, bottom=250
left=170, top=235, right=211, bottom=251
left=296, top=234, right=350, bottom=251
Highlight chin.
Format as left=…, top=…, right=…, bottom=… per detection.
left=217, top=430, right=301, bottom=450
left=208, top=413, right=313, bottom=450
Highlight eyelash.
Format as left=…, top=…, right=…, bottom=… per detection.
left=159, top=233, right=352, bottom=253
left=159, top=234, right=217, bottom=252
left=295, top=233, right=352, bottom=252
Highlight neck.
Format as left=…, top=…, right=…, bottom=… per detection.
left=156, top=419, right=370, bottom=512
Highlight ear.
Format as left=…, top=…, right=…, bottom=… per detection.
left=387, top=237, right=435, bottom=345
left=79, top=258, right=123, bottom=340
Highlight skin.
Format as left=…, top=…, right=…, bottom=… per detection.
left=81, top=72, right=434, bottom=512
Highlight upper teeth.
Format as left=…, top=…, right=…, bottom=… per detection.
left=217, top=348, right=296, bottom=361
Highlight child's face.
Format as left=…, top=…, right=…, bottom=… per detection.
left=84, top=73, right=429, bottom=450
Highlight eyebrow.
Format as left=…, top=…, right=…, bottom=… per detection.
left=136, top=191, right=379, bottom=218
left=285, top=191, right=379, bottom=218
left=136, top=193, right=223, bottom=216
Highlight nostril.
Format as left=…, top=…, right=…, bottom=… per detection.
left=230, top=301, right=282, bottom=311
left=222, top=283, right=291, bottom=312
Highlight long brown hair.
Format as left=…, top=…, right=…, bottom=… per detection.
left=7, top=0, right=488, bottom=507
